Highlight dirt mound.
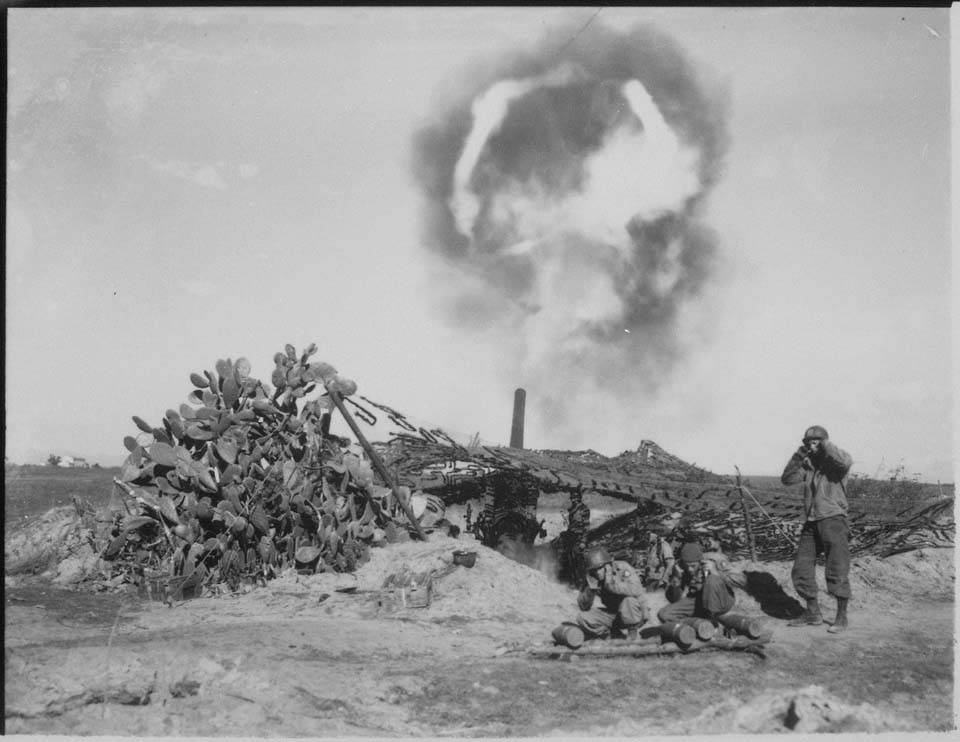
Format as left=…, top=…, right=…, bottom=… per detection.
left=6, top=504, right=954, bottom=628
left=4, top=505, right=100, bottom=585
left=547, top=684, right=912, bottom=736
left=689, top=683, right=913, bottom=734
left=849, top=548, right=956, bottom=602
left=353, top=536, right=576, bottom=622
left=715, top=548, right=956, bottom=620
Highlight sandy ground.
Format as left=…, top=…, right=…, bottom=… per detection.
left=4, top=518, right=957, bottom=737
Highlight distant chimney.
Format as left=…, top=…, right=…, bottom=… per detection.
left=510, top=388, right=526, bottom=448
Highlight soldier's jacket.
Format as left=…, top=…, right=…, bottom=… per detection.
left=702, top=551, right=747, bottom=589
left=666, top=552, right=747, bottom=596
left=586, top=559, right=646, bottom=604
left=781, top=440, right=853, bottom=521
left=644, top=538, right=675, bottom=580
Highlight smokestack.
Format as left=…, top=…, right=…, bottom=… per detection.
left=510, top=388, right=526, bottom=448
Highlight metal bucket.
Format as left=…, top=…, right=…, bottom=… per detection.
left=452, top=550, right=477, bottom=568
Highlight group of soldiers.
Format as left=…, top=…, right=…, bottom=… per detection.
left=558, top=485, right=681, bottom=593
left=570, top=536, right=747, bottom=640
left=562, top=502, right=744, bottom=641
left=559, top=424, right=854, bottom=640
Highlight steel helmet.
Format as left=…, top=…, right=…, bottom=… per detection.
left=584, top=546, right=613, bottom=571
left=803, top=425, right=829, bottom=442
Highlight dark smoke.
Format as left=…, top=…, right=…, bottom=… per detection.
left=411, top=21, right=729, bottom=438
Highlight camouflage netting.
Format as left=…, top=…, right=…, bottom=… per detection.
left=379, top=435, right=955, bottom=562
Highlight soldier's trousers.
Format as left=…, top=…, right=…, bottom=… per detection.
left=577, top=595, right=648, bottom=638
left=656, top=575, right=736, bottom=623
left=791, top=515, right=851, bottom=600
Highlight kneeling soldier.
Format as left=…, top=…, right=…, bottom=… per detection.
left=658, top=540, right=747, bottom=623
left=575, top=546, right=649, bottom=640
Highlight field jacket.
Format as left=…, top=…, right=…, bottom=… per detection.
left=586, top=560, right=645, bottom=606
left=644, top=538, right=675, bottom=583
left=781, top=440, right=853, bottom=522
left=665, top=551, right=746, bottom=598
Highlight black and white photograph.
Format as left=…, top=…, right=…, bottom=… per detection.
left=5, top=6, right=956, bottom=737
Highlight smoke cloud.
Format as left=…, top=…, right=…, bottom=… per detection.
left=412, top=21, right=729, bottom=446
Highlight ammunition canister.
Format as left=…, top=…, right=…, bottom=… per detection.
left=716, top=613, right=763, bottom=638
left=658, top=621, right=697, bottom=649
left=552, top=623, right=585, bottom=649
left=680, top=617, right=717, bottom=640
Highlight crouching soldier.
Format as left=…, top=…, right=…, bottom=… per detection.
left=658, top=540, right=747, bottom=623
left=575, top=546, right=649, bottom=640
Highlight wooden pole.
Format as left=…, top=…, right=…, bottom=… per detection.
left=735, top=466, right=757, bottom=562
left=111, top=478, right=136, bottom=515
left=327, top=389, right=428, bottom=541
left=112, top=478, right=175, bottom=547
left=739, top=483, right=797, bottom=548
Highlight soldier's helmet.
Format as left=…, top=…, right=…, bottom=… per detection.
left=584, top=546, right=613, bottom=572
left=803, top=425, right=829, bottom=442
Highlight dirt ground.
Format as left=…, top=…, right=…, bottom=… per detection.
left=4, top=513, right=957, bottom=737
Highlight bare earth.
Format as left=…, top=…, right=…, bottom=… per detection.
left=4, top=530, right=956, bottom=737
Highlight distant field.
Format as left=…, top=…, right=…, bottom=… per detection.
left=4, top=466, right=121, bottom=528
left=744, top=474, right=953, bottom=499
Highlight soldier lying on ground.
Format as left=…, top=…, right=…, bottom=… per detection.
left=657, top=539, right=747, bottom=623
left=574, top=546, right=649, bottom=640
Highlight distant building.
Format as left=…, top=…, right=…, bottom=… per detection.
left=57, top=456, right=91, bottom=468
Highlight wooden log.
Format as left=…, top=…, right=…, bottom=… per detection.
left=527, top=634, right=770, bottom=659
left=735, top=467, right=758, bottom=562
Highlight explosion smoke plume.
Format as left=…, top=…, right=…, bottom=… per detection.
left=412, top=22, right=728, bottom=444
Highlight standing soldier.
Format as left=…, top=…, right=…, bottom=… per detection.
left=781, top=425, right=854, bottom=634
left=643, top=529, right=676, bottom=590
left=561, top=486, right=590, bottom=587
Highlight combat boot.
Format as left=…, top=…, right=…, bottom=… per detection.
left=827, top=598, right=849, bottom=634
left=787, top=598, right=823, bottom=627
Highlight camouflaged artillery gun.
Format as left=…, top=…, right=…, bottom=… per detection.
left=465, top=469, right=546, bottom=549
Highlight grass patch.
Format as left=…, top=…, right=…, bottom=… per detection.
left=4, top=465, right=120, bottom=524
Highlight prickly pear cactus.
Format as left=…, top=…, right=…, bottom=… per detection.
left=107, top=344, right=412, bottom=596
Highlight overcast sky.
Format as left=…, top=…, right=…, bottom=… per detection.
left=6, top=7, right=955, bottom=483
